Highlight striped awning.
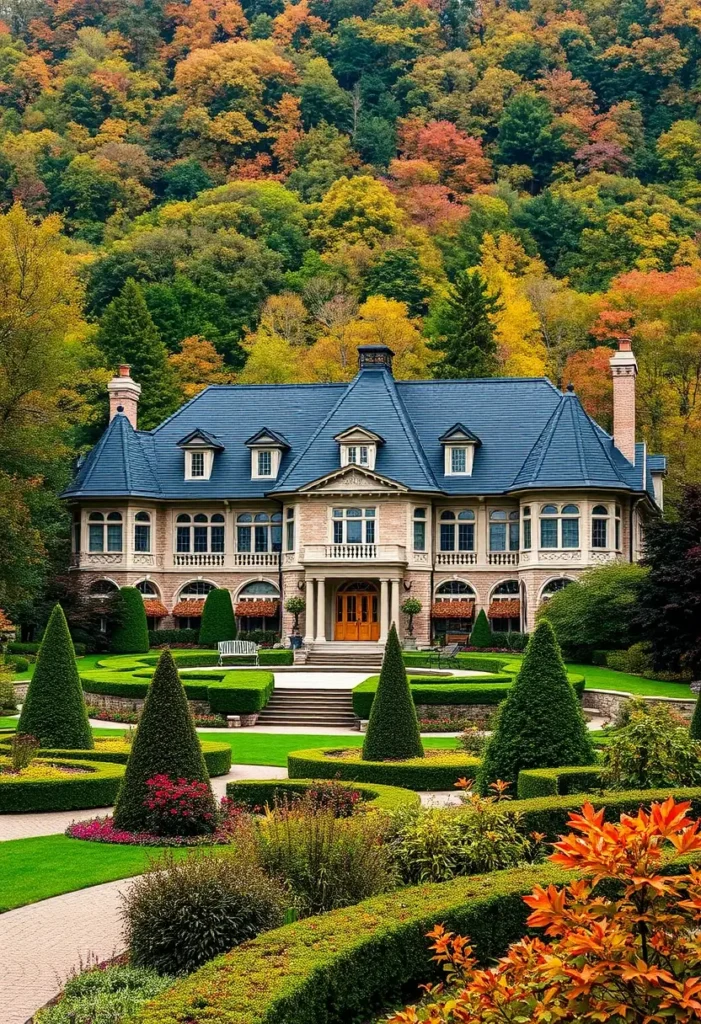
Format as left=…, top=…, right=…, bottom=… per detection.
left=488, top=599, right=521, bottom=619
left=143, top=600, right=168, bottom=618
left=172, top=599, right=206, bottom=618
left=235, top=599, right=280, bottom=618
left=431, top=600, right=475, bottom=619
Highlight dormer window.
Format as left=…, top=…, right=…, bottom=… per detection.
left=177, top=428, right=224, bottom=482
left=246, top=428, right=289, bottom=482
left=334, top=426, right=384, bottom=471
left=439, top=423, right=481, bottom=477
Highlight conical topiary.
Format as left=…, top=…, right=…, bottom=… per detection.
left=18, top=604, right=93, bottom=749
left=476, top=619, right=594, bottom=793
left=690, top=687, right=701, bottom=741
left=362, top=623, right=424, bottom=761
left=113, top=648, right=215, bottom=832
left=470, top=609, right=492, bottom=648
left=111, top=587, right=149, bottom=654
left=198, top=588, right=236, bottom=647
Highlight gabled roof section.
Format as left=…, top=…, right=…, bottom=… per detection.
left=62, top=413, right=161, bottom=498
left=245, top=427, right=290, bottom=448
left=438, top=423, right=482, bottom=446
left=294, top=464, right=407, bottom=494
left=333, top=424, right=385, bottom=445
left=273, top=368, right=438, bottom=493
left=177, top=428, right=224, bottom=450
left=512, top=389, right=636, bottom=490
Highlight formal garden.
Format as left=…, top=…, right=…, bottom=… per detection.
left=2, top=508, right=701, bottom=1024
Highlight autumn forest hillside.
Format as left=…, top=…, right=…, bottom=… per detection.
left=0, top=0, right=700, bottom=617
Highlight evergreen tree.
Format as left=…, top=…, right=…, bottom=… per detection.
left=428, top=270, right=502, bottom=379
left=362, top=623, right=424, bottom=761
left=364, top=248, right=429, bottom=315
left=636, top=486, right=701, bottom=679
left=690, top=686, right=701, bottom=741
left=470, top=608, right=493, bottom=648
left=113, top=648, right=215, bottom=832
left=97, top=278, right=181, bottom=429
left=111, top=587, right=149, bottom=654
left=476, top=620, right=594, bottom=793
left=496, top=92, right=571, bottom=189
left=198, top=588, right=236, bottom=647
left=18, top=603, right=93, bottom=749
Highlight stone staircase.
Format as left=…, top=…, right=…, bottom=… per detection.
left=256, top=687, right=358, bottom=728
left=305, top=641, right=385, bottom=669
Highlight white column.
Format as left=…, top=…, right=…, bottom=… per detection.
left=379, top=578, right=389, bottom=643
left=316, top=577, right=326, bottom=642
left=303, top=577, right=315, bottom=645
left=477, top=501, right=488, bottom=564
left=390, top=579, right=400, bottom=637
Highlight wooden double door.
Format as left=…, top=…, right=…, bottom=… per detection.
left=334, top=583, right=380, bottom=641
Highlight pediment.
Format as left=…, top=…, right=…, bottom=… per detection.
left=333, top=425, right=385, bottom=445
left=297, top=465, right=406, bottom=494
left=439, top=423, right=481, bottom=446
left=176, top=428, right=224, bottom=450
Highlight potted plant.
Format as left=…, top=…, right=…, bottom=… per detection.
left=400, top=597, right=422, bottom=649
left=284, top=596, right=306, bottom=649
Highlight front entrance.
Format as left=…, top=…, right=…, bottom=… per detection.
left=334, top=581, right=380, bottom=641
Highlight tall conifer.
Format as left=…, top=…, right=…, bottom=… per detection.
left=428, top=270, right=502, bottom=379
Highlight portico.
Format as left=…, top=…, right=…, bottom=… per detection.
left=302, top=574, right=403, bottom=644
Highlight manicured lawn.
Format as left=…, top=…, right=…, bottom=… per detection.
left=0, top=835, right=188, bottom=912
left=0, top=715, right=19, bottom=728
left=92, top=728, right=459, bottom=765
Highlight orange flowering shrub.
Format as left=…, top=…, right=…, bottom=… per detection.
left=389, top=798, right=701, bottom=1023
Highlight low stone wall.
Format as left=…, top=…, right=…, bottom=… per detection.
left=82, top=689, right=211, bottom=717
left=13, top=683, right=28, bottom=700
left=416, top=703, right=496, bottom=726
left=584, top=688, right=695, bottom=720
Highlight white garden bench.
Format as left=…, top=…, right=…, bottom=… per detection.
left=218, top=640, right=259, bottom=666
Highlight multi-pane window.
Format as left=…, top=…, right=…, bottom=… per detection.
left=539, top=504, right=580, bottom=549
left=541, top=577, right=573, bottom=601
left=413, top=507, right=427, bottom=551
left=489, top=510, right=519, bottom=551
left=180, top=581, right=216, bottom=597
left=435, top=580, right=475, bottom=600
left=257, top=450, right=272, bottom=477
left=591, top=504, right=623, bottom=549
left=332, top=507, right=376, bottom=544
left=134, top=511, right=151, bottom=552
left=522, top=506, right=532, bottom=550
left=190, top=451, right=205, bottom=478
left=88, top=511, right=123, bottom=552
left=347, top=446, right=369, bottom=466
left=236, top=512, right=282, bottom=552
left=451, top=447, right=467, bottom=473
left=136, top=580, right=158, bottom=596
left=176, top=513, right=225, bottom=553
left=439, top=510, right=475, bottom=551
left=286, top=507, right=295, bottom=552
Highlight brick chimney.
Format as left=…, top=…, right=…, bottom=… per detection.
left=609, top=337, right=637, bottom=465
left=107, top=364, right=141, bottom=428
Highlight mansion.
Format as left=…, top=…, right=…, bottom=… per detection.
left=63, top=343, right=665, bottom=647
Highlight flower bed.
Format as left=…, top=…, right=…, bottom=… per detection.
left=226, top=778, right=421, bottom=812
left=0, top=757, right=125, bottom=813
left=66, top=813, right=239, bottom=847
left=287, top=747, right=480, bottom=790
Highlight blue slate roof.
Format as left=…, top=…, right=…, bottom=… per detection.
left=63, top=365, right=661, bottom=504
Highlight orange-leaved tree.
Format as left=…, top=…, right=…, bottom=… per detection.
left=389, top=798, right=701, bottom=1023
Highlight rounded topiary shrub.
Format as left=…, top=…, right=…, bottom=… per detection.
left=18, top=604, right=93, bottom=749
left=113, top=649, right=216, bottom=833
left=362, top=624, right=423, bottom=762
left=469, top=609, right=492, bottom=648
left=111, top=588, right=149, bottom=654
left=476, top=619, right=594, bottom=794
left=198, top=588, right=236, bottom=647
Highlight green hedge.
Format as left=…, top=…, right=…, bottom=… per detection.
left=148, top=628, right=199, bottom=646
left=403, top=653, right=513, bottom=672
left=131, top=862, right=570, bottom=1024
left=6, top=640, right=86, bottom=657
left=353, top=674, right=584, bottom=719
left=0, top=758, right=125, bottom=813
left=259, top=650, right=294, bottom=666
left=226, top=778, right=421, bottom=812
left=288, top=748, right=480, bottom=790
left=208, top=673, right=274, bottom=714
left=517, top=765, right=604, bottom=799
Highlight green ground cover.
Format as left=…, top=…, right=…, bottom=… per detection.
left=0, top=716, right=19, bottom=728
left=0, top=835, right=188, bottom=911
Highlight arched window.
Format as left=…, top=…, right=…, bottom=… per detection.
left=591, top=504, right=622, bottom=550
left=539, top=504, right=580, bottom=550
left=493, top=580, right=519, bottom=596
left=332, top=507, right=375, bottom=545
left=136, top=580, right=159, bottom=596
left=88, top=511, right=123, bottom=553
left=490, top=579, right=520, bottom=633
left=180, top=580, right=216, bottom=598
left=89, top=578, right=118, bottom=597
left=134, top=511, right=151, bottom=553
left=439, top=509, right=475, bottom=552
left=238, top=580, right=280, bottom=599
left=176, top=513, right=225, bottom=554
left=541, top=578, right=574, bottom=601
left=489, top=509, right=519, bottom=552
left=435, top=580, right=475, bottom=600
left=522, top=505, right=532, bottom=550
left=237, top=511, right=283, bottom=553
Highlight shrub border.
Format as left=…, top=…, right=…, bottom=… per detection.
left=517, top=765, right=603, bottom=799
left=0, top=757, right=125, bottom=813
left=288, top=747, right=480, bottom=790
left=226, top=778, right=421, bottom=812
left=0, top=737, right=232, bottom=778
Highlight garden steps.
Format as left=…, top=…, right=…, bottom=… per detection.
left=257, top=687, right=358, bottom=728
left=306, top=642, right=385, bottom=669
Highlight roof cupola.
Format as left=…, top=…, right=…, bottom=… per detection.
left=357, top=344, right=394, bottom=373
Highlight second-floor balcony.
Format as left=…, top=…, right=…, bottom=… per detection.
left=303, top=543, right=407, bottom=564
